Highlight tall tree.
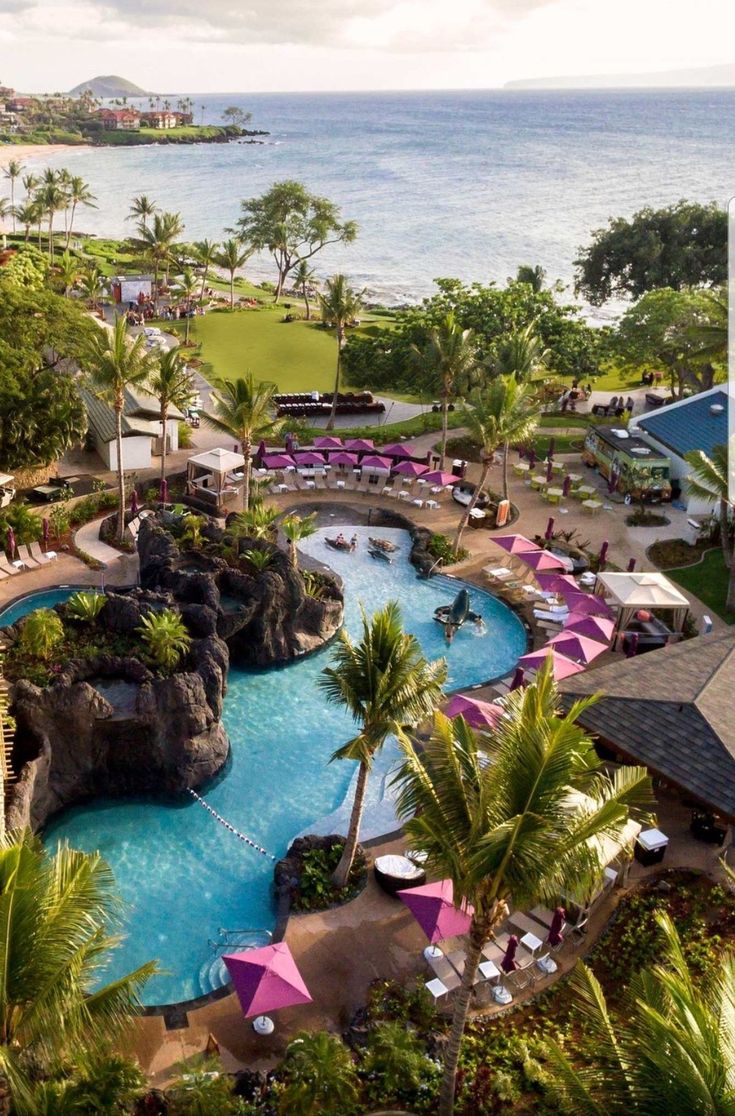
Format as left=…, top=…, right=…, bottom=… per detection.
left=127, top=194, right=157, bottom=230
left=0, top=830, right=155, bottom=1116
left=514, top=263, right=546, bottom=292
left=318, top=274, right=364, bottom=431
left=214, top=238, right=251, bottom=309
left=411, top=311, right=479, bottom=468
left=542, top=913, right=735, bottom=1115
left=236, top=180, right=358, bottom=302
left=37, top=181, right=66, bottom=262
left=454, top=376, right=539, bottom=548
left=319, top=602, right=446, bottom=888
left=2, top=159, right=23, bottom=233
left=84, top=317, right=153, bottom=541
left=64, top=175, right=96, bottom=248
left=13, top=201, right=40, bottom=243
left=293, top=259, right=317, bottom=320
left=393, top=665, right=652, bottom=1116
left=281, top=512, right=317, bottom=568
left=684, top=444, right=735, bottom=612
left=575, top=201, right=727, bottom=305
left=177, top=266, right=199, bottom=343
left=136, top=211, right=184, bottom=309
left=493, top=318, right=550, bottom=381
left=55, top=250, right=80, bottom=297
left=192, top=238, right=218, bottom=304
left=148, top=346, right=194, bottom=489
left=277, top=1031, right=359, bottom=1116
left=203, top=373, right=283, bottom=511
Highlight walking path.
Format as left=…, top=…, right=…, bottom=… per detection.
left=73, top=519, right=127, bottom=568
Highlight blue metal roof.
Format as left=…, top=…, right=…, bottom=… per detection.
left=637, top=389, right=729, bottom=459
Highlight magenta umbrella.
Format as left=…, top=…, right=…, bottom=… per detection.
left=516, top=549, right=566, bottom=572
left=263, top=453, right=296, bottom=470
left=501, top=935, right=521, bottom=973
left=294, top=451, right=326, bottom=466
left=344, top=438, right=374, bottom=451
left=380, top=442, right=415, bottom=458
left=6, top=526, right=15, bottom=560
left=548, top=631, right=608, bottom=664
left=627, top=557, right=637, bottom=572
left=517, top=646, right=585, bottom=680
left=314, top=435, right=343, bottom=449
left=562, top=475, right=572, bottom=497
left=360, top=454, right=393, bottom=471
left=397, top=879, right=474, bottom=944
left=444, top=694, right=504, bottom=730
left=561, top=592, right=614, bottom=618
left=546, top=458, right=554, bottom=482
left=159, top=478, right=168, bottom=505
left=422, top=470, right=457, bottom=487
left=564, top=613, right=616, bottom=642
left=509, top=666, right=525, bottom=691
left=393, top=460, right=428, bottom=478
left=624, top=631, right=640, bottom=658
left=328, top=451, right=359, bottom=467
left=598, top=540, right=609, bottom=568
left=535, top=572, right=579, bottom=595
left=130, top=490, right=139, bottom=517
left=544, top=517, right=555, bottom=540
left=547, top=907, right=566, bottom=947
left=42, top=517, right=50, bottom=546
left=224, top=942, right=312, bottom=1020
left=493, top=533, right=539, bottom=555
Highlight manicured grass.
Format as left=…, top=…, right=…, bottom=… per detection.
left=667, top=548, right=735, bottom=624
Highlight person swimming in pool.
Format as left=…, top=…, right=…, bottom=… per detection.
left=350, top=535, right=358, bottom=551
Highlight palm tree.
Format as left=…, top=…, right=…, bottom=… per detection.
left=2, top=159, right=23, bottom=233
left=192, top=238, right=218, bottom=304
left=392, top=664, right=652, bottom=1116
left=454, top=376, right=539, bottom=548
left=79, top=265, right=105, bottom=311
left=56, top=250, right=80, bottom=297
left=127, top=194, right=157, bottom=230
left=318, top=274, right=364, bottom=431
left=21, top=171, right=38, bottom=198
left=277, top=1031, right=360, bottom=1116
left=514, top=263, right=546, bottom=292
left=542, top=912, right=735, bottom=1115
left=294, top=259, right=317, bottom=320
left=38, top=180, right=67, bottom=261
left=64, top=175, right=96, bottom=248
left=684, top=444, right=735, bottom=611
left=281, top=512, right=317, bottom=568
left=84, top=317, right=153, bottom=541
left=13, top=201, right=39, bottom=242
left=493, top=319, right=550, bottom=382
left=203, top=373, right=283, bottom=511
left=214, top=238, right=251, bottom=309
left=148, top=346, right=194, bottom=488
left=177, top=266, right=199, bottom=343
left=411, top=312, right=478, bottom=468
left=136, top=211, right=184, bottom=309
left=319, top=602, right=447, bottom=888
left=232, top=504, right=279, bottom=540
left=0, top=830, right=155, bottom=1116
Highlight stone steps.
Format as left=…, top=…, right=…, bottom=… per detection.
left=197, top=930, right=272, bottom=998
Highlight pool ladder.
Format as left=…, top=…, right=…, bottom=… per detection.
left=198, top=929, right=272, bottom=997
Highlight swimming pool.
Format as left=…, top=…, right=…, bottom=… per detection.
left=0, top=587, right=79, bottom=627
left=43, top=527, right=527, bottom=1007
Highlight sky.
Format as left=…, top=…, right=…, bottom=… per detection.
left=3, top=0, right=735, bottom=93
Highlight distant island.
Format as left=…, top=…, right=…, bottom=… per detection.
left=69, top=75, right=149, bottom=98
left=505, top=61, right=735, bottom=90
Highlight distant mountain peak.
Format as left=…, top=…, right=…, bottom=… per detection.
left=69, top=75, right=149, bottom=98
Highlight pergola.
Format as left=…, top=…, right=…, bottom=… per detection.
left=186, top=448, right=246, bottom=512
left=594, top=571, right=690, bottom=633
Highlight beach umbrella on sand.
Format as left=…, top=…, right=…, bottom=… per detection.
left=501, top=935, right=521, bottom=973
left=328, top=451, right=359, bottom=468
left=548, top=631, right=608, bottom=664
left=422, top=470, right=457, bottom=487
left=294, top=451, right=326, bottom=467
left=547, top=907, right=566, bottom=947
left=397, top=879, right=474, bottom=945
left=224, top=942, right=312, bottom=1035
left=42, top=518, right=49, bottom=547
left=131, top=490, right=139, bottom=518
left=159, top=478, right=168, bottom=505
left=509, top=666, right=525, bottom=691
left=6, top=526, right=15, bottom=560
left=517, top=646, right=585, bottom=680
left=516, top=549, right=566, bottom=572
left=493, top=533, right=539, bottom=555
left=344, top=438, right=374, bottom=452
left=564, top=613, right=616, bottom=642
left=314, top=435, right=343, bottom=449
left=263, top=453, right=295, bottom=470
left=444, top=694, right=504, bottom=730
left=544, top=517, right=555, bottom=540
left=380, top=442, right=415, bottom=458
left=393, top=459, right=428, bottom=478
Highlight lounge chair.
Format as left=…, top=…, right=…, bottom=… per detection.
left=0, top=567, right=8, bottom=581
left=19, top=546, right=43, bottom=569
left=28, top=541, right=57, bottom=562
left=0, top=557, right=21, bottom=576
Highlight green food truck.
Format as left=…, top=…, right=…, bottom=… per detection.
left=582, top=426, right=672, bottom=502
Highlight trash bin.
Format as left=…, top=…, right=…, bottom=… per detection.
left=634, top=828, right=669, bottom=866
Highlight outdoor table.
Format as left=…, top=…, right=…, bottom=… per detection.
left=576, top=485, right=596, bottom=499
left=305, top=481, right=316, bottom=489
left=398, top=490, right=410, bottom=501
left=425, top=500, right=440, bottom=510
left=550, top=460, right=565, bottom=474
left=430, top=485, right=444, bottom=495
left=478, top=959, right=501, bottom=983
left=11, top=560, right=26, bottom=570
left=530, top=475, right=546, bottom=490
left=520, top=931, right=544, bottom=956
left=582, top=499, right=603, bottom=514
left=425, top=977, right=450, bottom=1002
left=546, top=486, right=563, bottom=504
left=513, top=461, right=531, bottom=475
left=417, top=478, right=428, bottom=489
left=412, top=498, right=424, bottom=508
left=382, top=486, right=393, bottom=496
left=336, top=480, right=346, bottom=489
left=566, top=473, right=582, bottom=485
left=276, top=484, right=289, bottom=493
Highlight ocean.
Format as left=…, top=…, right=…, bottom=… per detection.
left=31, top=88, right=735, bottom=308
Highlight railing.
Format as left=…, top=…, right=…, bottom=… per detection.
left=207, top=928, right=272, bottom=951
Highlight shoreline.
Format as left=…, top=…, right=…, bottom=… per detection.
left=0, top=143, right=92, bottom=169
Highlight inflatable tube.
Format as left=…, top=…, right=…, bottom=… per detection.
left=368, top=547, right=392, bottom=563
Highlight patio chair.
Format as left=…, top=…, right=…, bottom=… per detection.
left=0, top=566, right=8, bottom=581
left=18, top=546, right=43, bottom=569
left=313, top=473, right=328, bottom=490
left=0, top=557, right=21, bottom=576
left=28, top=541, right=57, bottom=562
left=428, top=955, right=462, bottom=992
left=568, top=911, right=589, bottom=945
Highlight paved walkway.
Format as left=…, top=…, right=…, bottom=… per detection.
left=73, top=519, right=128, bottom=568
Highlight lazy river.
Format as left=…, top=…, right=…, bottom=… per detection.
left=37, top=527, right=526, bottom=1007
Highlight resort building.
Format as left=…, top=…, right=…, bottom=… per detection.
left=98, top=108, right=141, bottom=131
left=81, top=385, right=183, bottom=470
left=629, top=385, right=730, bottom=513
left=140, top=110, right=178, bottom=129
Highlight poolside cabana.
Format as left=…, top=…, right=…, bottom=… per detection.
left=186, top=447, right=245, bottom=513
left=594, top=571, right=690, bottom=633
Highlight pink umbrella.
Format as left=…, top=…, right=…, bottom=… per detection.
left=344, top=438, right=374, bottom=451
left=516, top=549, right=567, bottom=572
left=294, top=451, right=326, bottom=466
left=562, top=592, right=614, bottom=618
left=548, top=631, right=608, bottom=664
left=263, top=453, right=296, bottom=469
left=393, top=460, right=428, bottom=478
left=360, top=455, right=393, bottom=471
left=535, top=573, right=580, bottom=595
left=547, top=906, right=566, bottom=947
left=546, top=458, right=554, bottom=482
left=444, top=694, right=504, bottom=730
left=517, top=646, right=585, bottom=680
left=328, top=451, right=359, bottom=467
left=544, top=517, right=555, bottom=540
left=501, top=935, right=521, bottom=973
left=627, top=557, right=637, bottom=572
left=397, top=879, right=474, bottom=944
left=314, top=435, right=343, bottom=449
left=509, top=666, right=525, bottom=691
left=422, top=470, right=457, bottom=487
left=224, top=942, right=312, bottom=1021
left=6, top=526, right=15, bottom=560
left=42, top=518, right=49, bottom=546
left=493, top=534, right=539, bottom=555
left=159, top=478, right=168, bottom=505
left=562, top=475, right=573, bottom=498
left=130, top=490, right=139, bottom=517
left=564, top=613, right=616, bottom=642
left=380, top=443, right=415, bottom=458
left=598, top=540, right=609, bottom=569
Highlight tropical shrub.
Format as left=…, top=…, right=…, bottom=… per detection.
left=49, top=502, right=71, bottom=539
left=179, top=514, right=206, bottom=549
left=362, top=1020, right=439, bottom=1107
left=243, top=548, right=275, bottom=573
left=427, top=533, right=469, bottom=565
left=18, top=608, right=64, bottom=660
left=289, top=841, right=367, bottom=913
left=137, top=608, right=192, bottom=672
left=166, top=1057, right=245, bottom=1116
left=66, top=590, right=107, bottom=623
left=0, top=503, right=42, bottom=545
left=275, top=1031, right=360, bottom=1116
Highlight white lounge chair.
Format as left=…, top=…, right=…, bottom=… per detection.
left=28, top=541, right=57, bottom=562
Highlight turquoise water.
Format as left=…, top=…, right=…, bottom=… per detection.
left=0, top=587, right=78, bottom=627
left=44, top=528, right=526, bottom=1006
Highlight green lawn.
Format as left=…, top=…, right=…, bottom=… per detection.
left=666, top=549, right=735, bottom=624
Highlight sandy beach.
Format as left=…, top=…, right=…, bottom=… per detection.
left=0, top=143, right=91, bottom=170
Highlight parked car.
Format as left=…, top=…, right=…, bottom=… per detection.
left=451, top=481, right=490, bottom=509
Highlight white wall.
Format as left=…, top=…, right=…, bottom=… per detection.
left=98, top=435, right=153, bottom=472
